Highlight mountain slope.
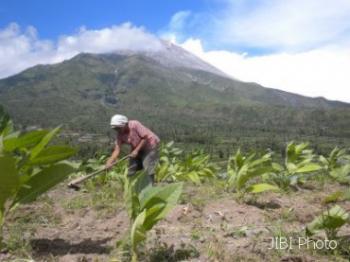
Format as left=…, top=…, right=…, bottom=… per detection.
left=0, top=44, right=349, bottom=155
left=115, top=40, right=227, bottom=77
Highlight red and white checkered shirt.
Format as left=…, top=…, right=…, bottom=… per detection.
left=116, top=120, right=160, bottom=151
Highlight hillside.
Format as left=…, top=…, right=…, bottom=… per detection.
left=0, top=43, right=350, bottom=156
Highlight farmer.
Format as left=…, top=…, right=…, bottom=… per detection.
left=105, top=114, right=160, bottom=184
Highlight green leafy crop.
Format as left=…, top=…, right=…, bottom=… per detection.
left=120, top=172, right=182, bottom=261
left=318, top=147, right=350, bottom=184
left=157, top=141, right=217, bottom=184
left=0, top=108, right=76, bottom=249
left=306, top=205, right=349, bottom=240
left=269, top=142, right=322, bottom=191
left=226, top=149, right=278, bottom=199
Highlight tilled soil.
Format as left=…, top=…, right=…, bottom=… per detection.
left=2, top=182, right=350, bottom=261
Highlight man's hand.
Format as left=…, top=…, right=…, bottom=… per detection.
left=130, top=150, right=138, bottom=158
left=105, top=160, right=115, bottom=170
left=106, top=143, right=120, bottom=170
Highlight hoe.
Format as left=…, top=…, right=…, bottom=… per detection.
left=67, top=155, right=130, bottom=190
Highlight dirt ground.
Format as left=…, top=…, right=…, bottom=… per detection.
left=1, top=180, right=350, bottom=262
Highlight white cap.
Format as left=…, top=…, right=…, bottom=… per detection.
left=110, top=114, right=128, bottom=127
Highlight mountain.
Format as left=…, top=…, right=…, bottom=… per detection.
left=116, top=40, right=227, bottom=77
left=0, top=41, right=349, bottom=156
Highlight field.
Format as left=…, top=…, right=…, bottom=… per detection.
left=2, top=113, right=350, bottom=262
left=2, top=176, right=350, bottom=262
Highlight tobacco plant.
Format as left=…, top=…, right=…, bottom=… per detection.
left=319, top=147, right=350, bottom=184
left=0, top=108, right=76, bottom=248
left=122, top=172, right=183, bottom=261
left=269, top=142, right=322, bottom=191
left=306, top=205, right=349, bottom=240
left=226, top=149, right=278, bottom=199
left=157, top=142, right=217, bottom=184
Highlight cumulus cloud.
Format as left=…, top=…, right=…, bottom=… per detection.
left=57, top=23, right=162, bottom=55
left=168, top=10, right=192, bottom=32
left=0, top=23, right=163, bottom=78
left=181, top=38, right=350, bottom=102
left=163, top=0, right=350, bottom=102
left=0, top=23, right=55, bottom=77
left=210, top=0, right=350, bottom=51
left=160, top=10, right=206, bottom=45
left=162, top=0, right=350, bottom=52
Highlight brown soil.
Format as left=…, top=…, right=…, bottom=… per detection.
left=2, top=182, right=350, bottom=261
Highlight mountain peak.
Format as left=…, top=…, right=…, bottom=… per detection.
left=109, top=40, right=227, bottom=77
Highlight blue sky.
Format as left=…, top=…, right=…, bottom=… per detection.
left=0, top=0, right=210, bottom=39
left=1, top=0, right=350, bottom=102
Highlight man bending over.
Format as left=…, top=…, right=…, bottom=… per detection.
left=106, top=114, right=160, bottom=184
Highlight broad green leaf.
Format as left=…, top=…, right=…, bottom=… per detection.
left=3, top=130, right=49, bottom=152
left=272, top=162, right=284, bottom=172
left=286, top=142, right=313, bottom=165
left=30, top=126, right=61, bottom=160
left=132, top=172, right=152, bottom=196
left=29, top=145, right=77, bottom=165
left=236, top=166, right=270, bottom=190
left=157, top=162, right=170, bottom=182
left=295, top=143, right=309, bottom=155
left=187, top=171, right=201, bottom=184
left=286, top=142, right=296, bottom=163
left=13, top=162, right=75, bottom=205
left=323, top=191, right=344, bottom=204
left=329, top=165, right=350, bottom=184
left=319, top=155, right=328, bottom=166
left=295, top=163, right=321, bottom=173
left=139, top=183, right=182, bottom=212
left=124, top=172, right=150, bottom=220
left=250, top=153, right=271, bottom=168
left=143, top=203, right=166, bottom=230
left=130, top=209, right=147, bottom=253
left=247, top=183, right=279, bottom=193
left=123, top=179, right=138, bottom=220
left=306, top=205, right=349, bottom=236
left=0, top=156, right=20, bottom=210
left=286, top=163, right=297, bottom=172
left=329, top=147, right=339, bottom=160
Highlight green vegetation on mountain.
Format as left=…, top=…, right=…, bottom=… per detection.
left=0, top=51, right=349, bottom=157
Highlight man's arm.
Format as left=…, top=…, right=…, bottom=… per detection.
left=106, top=143, right=120, bottom=169
left=130, top=138, right=146, bottom=158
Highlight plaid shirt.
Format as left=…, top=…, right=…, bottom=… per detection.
left=117, top=120, right=160, bottom=151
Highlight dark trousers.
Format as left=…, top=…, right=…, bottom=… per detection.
left=128, top=147, right=159, bottom=183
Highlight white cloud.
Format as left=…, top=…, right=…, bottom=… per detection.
left=169, top=0, right=350, bottom=51
left=57, top=23, right=162, bottom=54
left=181, top=38, right=350, bottom=102
left=221, top=0, right=350, bottom=50
left=1, top=15, right=350, bottom=104
left=159, top=10, right=192, bottom=44
left=0, top=23, right=163, bottom=78
left=168, top=11, right=191, bottom=31
left=165, top=0, right=350, bottom=103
